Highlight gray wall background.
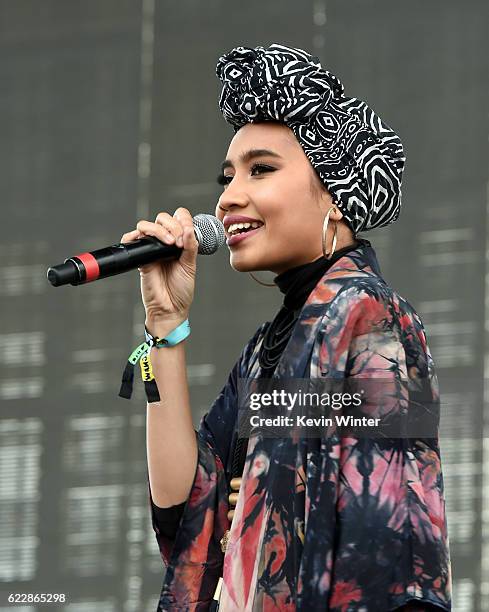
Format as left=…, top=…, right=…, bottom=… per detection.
left=0, top=1, right=487, bottom=610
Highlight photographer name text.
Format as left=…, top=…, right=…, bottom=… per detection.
left=249, top=414, right=380, bottom=427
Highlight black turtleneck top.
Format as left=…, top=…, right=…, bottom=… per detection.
left=258, top=240, right=361, bottom=378
left=152, top=240, right=362, bottom=538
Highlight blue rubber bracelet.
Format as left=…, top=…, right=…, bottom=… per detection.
left=144, top=319, right=191, bottom=348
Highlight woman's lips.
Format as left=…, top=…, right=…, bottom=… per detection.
left=226, top=226, right=263, bottom=247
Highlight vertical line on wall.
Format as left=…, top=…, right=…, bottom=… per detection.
left=312, top=0, right=327, bottom=53
left=137, top=0, right=156, bottom=223
left=481, top=176, right=489, bottom=611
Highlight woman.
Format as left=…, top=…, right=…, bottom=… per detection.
left=121, top=44, right=451, bottom=611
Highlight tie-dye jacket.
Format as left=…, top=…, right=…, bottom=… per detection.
left=148, top=240, right=452, bottom=611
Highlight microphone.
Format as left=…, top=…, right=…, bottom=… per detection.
left=46, top=214, right=225, bottom=287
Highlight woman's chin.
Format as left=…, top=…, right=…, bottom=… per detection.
left=229, top=255, right=267, bottom=274
left=230, top=260, right=255, bottom=273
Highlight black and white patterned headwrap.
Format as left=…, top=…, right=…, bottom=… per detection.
left=216, top=43, right=406, bottom=234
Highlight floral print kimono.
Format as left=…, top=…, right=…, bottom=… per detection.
left=148, top=240, right=452, bottom=611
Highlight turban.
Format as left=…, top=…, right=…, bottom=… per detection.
left=215, top=43, right=406, bottom=234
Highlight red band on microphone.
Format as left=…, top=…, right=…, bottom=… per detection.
left=74, top=252, right=100, bottom=282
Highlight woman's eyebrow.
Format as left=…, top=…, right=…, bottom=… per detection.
left=221, top=148, right=282, bottom=171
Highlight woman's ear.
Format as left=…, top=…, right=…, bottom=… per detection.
left=321, top=197, right=344, bottom=223
left=317, top=184, right=336, bottom=214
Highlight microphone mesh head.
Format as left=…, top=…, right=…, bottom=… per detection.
left=193, top=214, right=226, bottom=255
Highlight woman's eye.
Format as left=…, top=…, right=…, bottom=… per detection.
left=250, top=163, right=275, bottom=176
left=216, top=164, right=275, bottom=187
left=217, top=173, right=232, bottom=186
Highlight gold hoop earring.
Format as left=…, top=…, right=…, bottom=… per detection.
left=322, top=206, right=338, bottom=260
left=248, top=272, right=275, bottom=287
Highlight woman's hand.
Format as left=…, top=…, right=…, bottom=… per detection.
left=120, top=208, right=198, bottom=323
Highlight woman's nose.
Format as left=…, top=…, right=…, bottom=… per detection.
left=217, top=182, right=249, bottom=212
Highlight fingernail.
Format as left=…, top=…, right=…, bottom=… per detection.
left=166, top=233, right=175, bottom=242
left=177, top=235, right=184, bottom=247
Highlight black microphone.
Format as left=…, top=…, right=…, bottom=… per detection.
left=46, top=214, right=225, bottom=287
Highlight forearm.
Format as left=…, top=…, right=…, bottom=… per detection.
left=145, top=317, right=198, bottom=508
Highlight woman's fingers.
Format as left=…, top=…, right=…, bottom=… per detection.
left=173, top=208, right=198, bottom=270
left=136, top=210, right=188, bottom=245
left=128, top=209, right=197, bottom=250
left=120, top=229, right=141, bottom=244
left=155, top=211, right=186, bottom=245
left=136, top=219, right=175, bottom=244
left=173, top=208, right=198, bottom=251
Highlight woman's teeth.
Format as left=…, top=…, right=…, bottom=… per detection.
left=228, top=221, right=262, bottom=236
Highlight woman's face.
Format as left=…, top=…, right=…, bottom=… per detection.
left=215, top=122, right=335, bottom=275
